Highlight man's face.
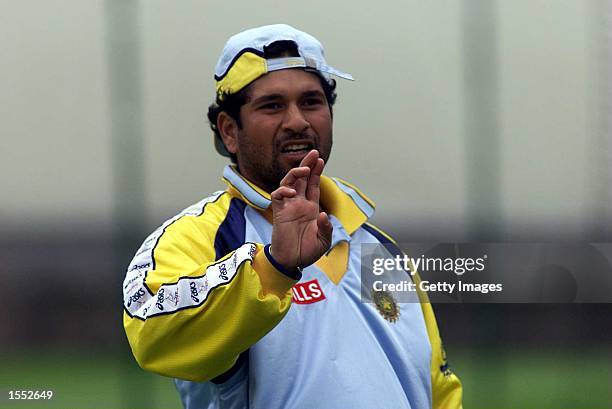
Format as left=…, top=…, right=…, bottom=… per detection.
left=229, top=69, right=333, bottom=193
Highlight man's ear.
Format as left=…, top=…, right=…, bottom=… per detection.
left=217, top=112, right=239, bottom=155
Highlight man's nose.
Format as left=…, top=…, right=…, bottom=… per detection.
left=282, top=104, right=310, bottom=133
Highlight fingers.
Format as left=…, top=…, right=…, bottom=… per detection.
left=311, top=157, right=324, bottom=178
left=280, top=166, right=309, bottom=186
left=281, top=150, right=324, bottom=200
left=299, top=149, right=319, bottom=169
left=306, top=158, right=324, bottom=202
left=271, top=186, right=297, bottom=202
left=317, top=211, right=333, bottom=245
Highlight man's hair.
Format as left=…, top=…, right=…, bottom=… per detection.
left=207, top=40, right=338, bottom=163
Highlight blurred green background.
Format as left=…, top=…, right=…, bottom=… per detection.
left=2, top=345, right=611, bottom=408
left=2, top=1, right=611, bottom=408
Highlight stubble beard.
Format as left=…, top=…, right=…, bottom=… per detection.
left=236, top=131, right=332, bottom=193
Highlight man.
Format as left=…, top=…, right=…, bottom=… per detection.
left=123, top=24, right=462, bottom=409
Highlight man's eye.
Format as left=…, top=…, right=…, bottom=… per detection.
left=303, top=98, right=324, bottom=106
left=259, top=103, right=282, bottom=110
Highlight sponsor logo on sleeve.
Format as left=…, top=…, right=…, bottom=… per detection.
left=171, top=289, right=180, bottom=306
left=127, top=288, right=146, bottom=308
left=124, top=272, right=144, bottom=290
left=219, top=263, right=229, bottom=281
left=156, top=288, right=165, bottom=310
left=230, top=253, right=238, bottom=270
left=135, top=245, right=151, bottom=257
left=129, top=262, right=150, bottom=272
left=190, top=282, right=200, bottom=302
left=202, top=276, right=209, bottom=293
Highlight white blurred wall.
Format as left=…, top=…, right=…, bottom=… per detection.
left=1, top=0, right=609, bottom=239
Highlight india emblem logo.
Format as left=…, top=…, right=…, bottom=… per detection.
left=372, top=289, right=400, bottom=323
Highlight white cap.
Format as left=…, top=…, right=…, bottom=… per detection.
left=214, top=24, right=354, bottom=98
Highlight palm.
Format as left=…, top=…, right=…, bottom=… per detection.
left=270, top=150, right=333, bottom=270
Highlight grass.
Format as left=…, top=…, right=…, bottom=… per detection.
left=453, top=346, right=612, bottom=408
left=0, top=349, right=179, bottom=409
left=0, top=347, right=610, bottom=408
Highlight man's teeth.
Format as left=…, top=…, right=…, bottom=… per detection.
left=283, top=144, right=310, bottom=152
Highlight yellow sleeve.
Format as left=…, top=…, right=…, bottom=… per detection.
left=411, top=270, right=463, bottom=409
left=122, top=199, right=296, bottom=382
left=419, top=302, right=464, bottom=409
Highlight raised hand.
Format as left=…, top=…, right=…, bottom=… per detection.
left=269, top=150, right=333, bottom=271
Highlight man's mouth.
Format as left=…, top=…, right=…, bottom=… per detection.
left=281, top=142, right=315, bottom=154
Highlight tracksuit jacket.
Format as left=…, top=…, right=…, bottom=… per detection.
left=123, top=165, right=463, bottom=409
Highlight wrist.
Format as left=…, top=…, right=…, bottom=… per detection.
left=264, top=244, right=302, bottom=280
